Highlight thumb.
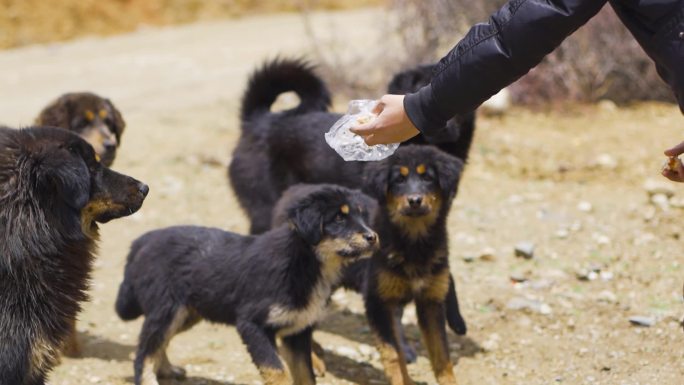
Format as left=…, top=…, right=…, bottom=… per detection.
left=665, top=141, right=684, bottom=156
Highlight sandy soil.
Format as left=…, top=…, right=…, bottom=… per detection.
left=1, top=8, right=683, bottom=385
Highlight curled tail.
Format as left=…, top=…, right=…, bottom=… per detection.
left=114, top=243, right=143, bottom=320
left=240, top=58, right=332, bottom=123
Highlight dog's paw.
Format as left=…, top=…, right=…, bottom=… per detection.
left=402, top=342, right=418, bottom=364
left=312, top=351, right=327, bottom=377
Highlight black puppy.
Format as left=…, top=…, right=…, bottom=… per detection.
left=0, top=126, right=148, bottom=385
left=360, top=145, right=465, bottom=385
left=115, top=185, right=378, bottom=385
left=35, top=92, right=126, bottom=167
left=228, top=58, right=475, bottom=235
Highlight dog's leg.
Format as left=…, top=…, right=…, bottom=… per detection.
left=0, top=332, right=31, bottom=385
left=416, top=300, right=457, bottom=385
left=134, top=307, right=189, bottom=385
left=445, top=274, right=467, bottom=335
left=236, top=320, right=291, bottom=385
left=366, top=295, right=414, bottom=385
left=280, top=327, right=315, bottom=385
left=310, top=339, right=327, bottom=377
left=394, top=306, right=417, bottom=363
left=61, top=318, right=81, bottom=357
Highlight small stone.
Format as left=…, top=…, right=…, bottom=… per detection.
left=576, top=269, right=598, bottom=281
left=592, top=233, right=611, bottom=245
left=651, top=193, right=670, bottom=210
left=598, top=290, right=617, bottom=303
left=479, top=247, right=497, bottom=261
left=600, top=271, right=614, bottom=281
left=514, top=242, right=535, bottom=259
left=577, top=201, right=593, bottom=212
left=643, top=178, right=675, bottom=198
left=628, top=316, right=655, bottom=327
left=555, top=229, right=569, bottom=239
left=462, top=255, right=476, bottom=263
left=509, top=273, right=528, bottom=283
left=592, top=153, right=617, bottom=169
left=506, top=297, right=552, bottom=315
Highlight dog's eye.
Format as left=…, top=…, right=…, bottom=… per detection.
left=334, top=214, right=345, bottom=223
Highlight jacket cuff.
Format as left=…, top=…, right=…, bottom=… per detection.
left=404, top=85, right=449, bottom=138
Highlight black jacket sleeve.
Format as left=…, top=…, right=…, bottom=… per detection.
left=609, top=0, right=684, bottom=113
left=404, top=0, right=609, bottom=137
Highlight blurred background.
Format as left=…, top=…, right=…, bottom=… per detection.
left=1, top=1, right=683, bottom=385
left=0, top=0, right=675, bottom=106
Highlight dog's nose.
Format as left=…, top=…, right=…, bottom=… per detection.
left=363, top=232, right=377, bottom=244
left=407, top=195, right=423, bottom=208
left=138, top=183, right=149, bottom=198
left=103, top=141, right=117, bottom=151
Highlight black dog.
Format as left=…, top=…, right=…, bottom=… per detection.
left=115, top=185, right=378, bottom=385
left=358, top=145, right=464, bottom=385
left=35, top=92, right=126, bottom=167
left=228, top=58, right=475, bottom=235
left=0, top=126, right=148, bottom=385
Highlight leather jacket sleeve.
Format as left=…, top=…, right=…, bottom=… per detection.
left=404, top=0, right=608, bottom=137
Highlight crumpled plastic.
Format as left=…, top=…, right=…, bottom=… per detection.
left=325, top=99, right=399, bottom=162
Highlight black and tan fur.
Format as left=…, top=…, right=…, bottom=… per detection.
left=115, top=185, right=378, bottom=385
left=0, top=126, right=148, bottom=385
left=359, top=145, right=465, bottom=385
left=35, top=92, right=125, bottom=167
left=228, top=58, right=475, bottom=235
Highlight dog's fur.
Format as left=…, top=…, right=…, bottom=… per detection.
left=35, top=92, right=125, bottom=167
left=358, top=145, right=465, bottom=385
left=0, top=126, right=148, bottom=385
left=115, top=185, right=378, bottom=385
left=229, top=58, right=475, bottom=235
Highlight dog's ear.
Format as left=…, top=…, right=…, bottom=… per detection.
left=106, top=99, right=126, bottom=142
left=433, top=150, right=463, bottom=201
left=288, top=200, right=323, bottom=245
left=37, top=153, right=91, bottom=210
left=35, top=97, right=72, bottom=129
left=362, top=160, right=390, bottom=201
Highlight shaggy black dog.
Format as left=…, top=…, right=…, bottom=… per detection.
left=0, top=126, right=148, bottom=385
left=358, top=145, right=465, bottom=385
left=115, top=185, right=378, bottom=385
left=228, top=58, right=475, bottom=235
left=35, top=92, right=126, bottom=167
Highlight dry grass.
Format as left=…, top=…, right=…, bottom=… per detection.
left=0, top=0, right=381, bottom=49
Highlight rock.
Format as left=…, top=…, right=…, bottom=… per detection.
left=555, top=229, right=569, bottom=239
left=651, top=193, right=670, bottom=210
left=506, top=297, right=552, bottom=315
left=479, top=247, right=497, bottom=261
left=628, top=316, right=655, bottom=327
left=600, top=271, right=614, bottom=281
left=462, top=255, right=476, bottom=263
left=592, top=233, right=611, bottom=245
left=509, top=273, right=528, bottom=283
left=514, top=242, right=535, bottom=259
left=576, top=269, right=598, bottom=281
left=577, top=201, right=593, bottom=213
left=480, top=88, right=511, bottom=116
left=598, top=290, right=618, bottom=303
left=597, top=99, right=617, bottom=112
left=643, top=178, right=675, bottom=198
left=591, top=154, right=618, bottom=170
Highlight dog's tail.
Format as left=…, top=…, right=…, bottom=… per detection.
left=240, top=58, right=332, bottom=124
left=114, top=243, right=143, bottom=321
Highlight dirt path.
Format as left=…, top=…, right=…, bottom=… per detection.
left=1, top=8, right=683, bottom=385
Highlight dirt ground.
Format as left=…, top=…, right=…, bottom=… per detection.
left=1, top=7, right=683, bottom=385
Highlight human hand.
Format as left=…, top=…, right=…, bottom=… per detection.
left=662, top=141, right=684, bottom=182
left=350, top=95, right=419, bottom=146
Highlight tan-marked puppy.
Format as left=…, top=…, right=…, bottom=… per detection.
left=36, top=92, right=125, bottom=167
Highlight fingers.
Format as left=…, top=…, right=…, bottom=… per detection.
left=664, top=141, right=684, bottom=156
left=350, top=120, right=377, bottom=136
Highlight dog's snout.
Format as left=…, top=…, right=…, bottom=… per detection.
left=407, top=195, right=423, bottom=208
left=363, top=231, right=378, bottom=244
left=138, top=183, right=150, bottom=198
left=103, top=141, right=117, bottom=151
